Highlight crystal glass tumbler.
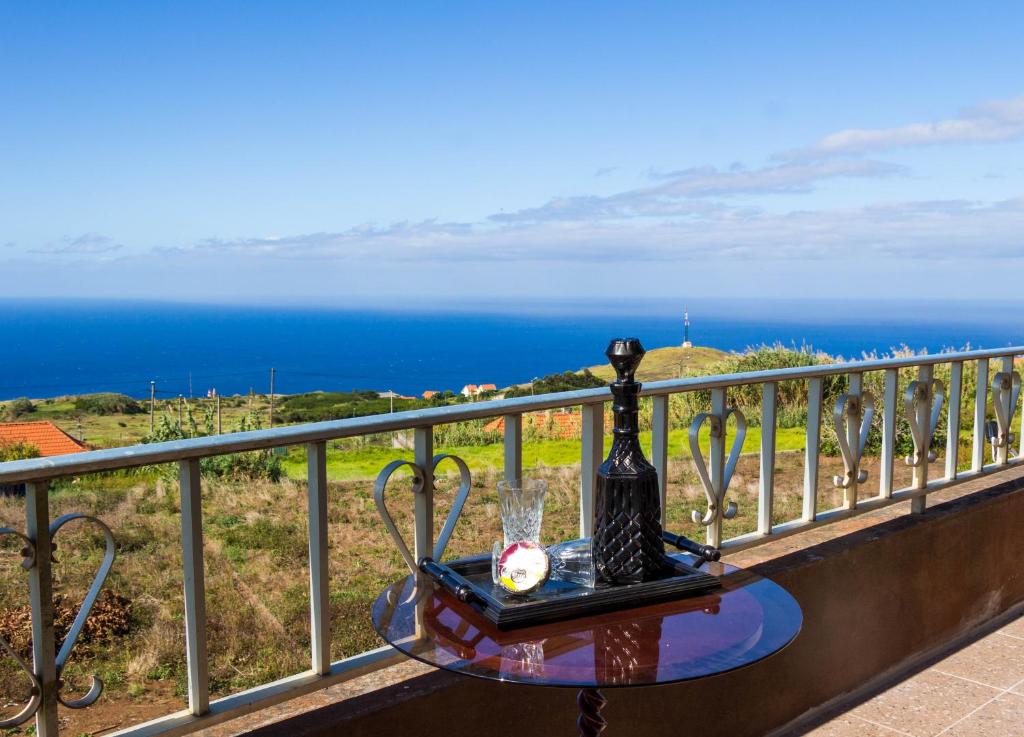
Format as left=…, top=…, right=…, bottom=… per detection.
left=497, top=479, right=548, bottom=545
left=547, top=537, right=596, bottom=588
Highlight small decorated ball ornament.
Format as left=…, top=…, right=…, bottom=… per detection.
left=496, top=541, right=550, bottom=595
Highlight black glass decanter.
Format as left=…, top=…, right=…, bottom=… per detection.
left=592, top=338, right=666, bottom=585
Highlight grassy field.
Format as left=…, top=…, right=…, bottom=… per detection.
left=279, top=425, right=808, bottom=481
left=4, top=394, right=272, bottom=449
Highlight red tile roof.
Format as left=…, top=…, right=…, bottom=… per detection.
left=485, top=411, right=588, bottom=440
left=0, top=421, right=87, bottom=457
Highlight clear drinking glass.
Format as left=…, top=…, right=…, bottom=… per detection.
left=497, top=479, right=548, bottom=546
left=492, top=479, right=548, bottom=586
left=547, top=537, right=596, bottom=588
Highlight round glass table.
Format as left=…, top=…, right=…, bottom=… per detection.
left=372, top=559, right=802, bottom=736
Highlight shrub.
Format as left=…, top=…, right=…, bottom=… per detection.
left=74, top=393, right=145, bottom=415
left=143, top=407, right=281, bottom=482
left=504, top=369, right=606, bottom=398
left=0, top=440, right=40, bottom=461
left=5, top=397, right=35, bottom=418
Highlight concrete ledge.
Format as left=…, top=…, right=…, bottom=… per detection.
left=213, top=466, right=1024, bottom=737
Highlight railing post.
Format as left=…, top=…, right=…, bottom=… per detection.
left=179, top=459, right=210, bottom=716
left=842, top=373, right=864, bottom=510
left=413, top=427, right=434, bottom=562
left=972, top=359, right=989, bottom=472
left=306, top=441, right=331, bottom=676
left=911, top=365, right=933, bottom=514
left=879, top=368, right=898, bottom=498
left=26, top=480, right=58, bottom=737
left=503, top=414, right=523, bottom=484
left=803, top=377, right=823, bottom=522
left=580, top=403, right=604, bottom=538
left=708, top=388, right=727, bottom=547
left=651, top=395, right=669, bottom=520
left=758, top=383, right=777, bottom=535
left=946, top=361, right=963, bottom=480
left=997, top=356, right=1014, bottom=465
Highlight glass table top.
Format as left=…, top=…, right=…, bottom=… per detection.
left=371, top=558, right=802, bottom=689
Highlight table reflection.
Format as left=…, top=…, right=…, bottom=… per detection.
left=373, top=561, right=799, bottom=689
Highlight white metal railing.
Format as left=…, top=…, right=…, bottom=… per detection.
left=1, top=345, right=1023, bottom=736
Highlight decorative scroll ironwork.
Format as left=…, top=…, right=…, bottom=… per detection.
left=1, top=514, right=115, bottom=724
left=0, top=527, right=40, bottom=729
left=431, top=454, right=472, bottom=563
left=689, top=408, right=746, bottom=527
left=991, top=370, right=1021, bottom=449
left=50, top=513, right=116, bottom=709
left=374, top=454, right=472, bottom=575
left=832, top=392, right=875, bottom=488
left=903, top=379, right=945, bottom=466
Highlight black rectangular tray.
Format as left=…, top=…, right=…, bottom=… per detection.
left=426, top=553, right=720, bottom=630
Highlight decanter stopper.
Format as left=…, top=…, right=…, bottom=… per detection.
left=592, top=338, right=666, bottom=585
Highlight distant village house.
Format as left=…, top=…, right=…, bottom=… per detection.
left=460, top=383, right=497, bottom=398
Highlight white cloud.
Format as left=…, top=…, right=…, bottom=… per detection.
left=29, top=233, right=124, bottom=255
left=781, top=94, right=1024, bottom=159
left=160, top=197, right=1024, bottom=264
left=492, top=159, right=903, bottom=222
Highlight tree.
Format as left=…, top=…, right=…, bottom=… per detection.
left=5, top=397, right=35, bottom=418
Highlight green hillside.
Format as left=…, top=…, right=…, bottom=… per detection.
left=587, top=345, right=729, bottom=382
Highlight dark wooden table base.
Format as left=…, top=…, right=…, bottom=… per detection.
left=577, top=688, right=607, bottom=736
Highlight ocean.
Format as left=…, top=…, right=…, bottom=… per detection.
left=2, top=298, right=1023, bottom=401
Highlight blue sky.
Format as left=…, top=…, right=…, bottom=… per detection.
left=2, top=2, right=1024, bottom=302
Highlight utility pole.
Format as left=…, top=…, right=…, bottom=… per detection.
left=269, top=367, right=276, bottom=428
left=188, top=372, right=193, bottom=399
left=390, top=390, right=394, bottom=413
left=177, top=395, right=183, bottom=427
left=216, top=394, right=222, bottom=434
left=149, top=380, right=156, bottom=432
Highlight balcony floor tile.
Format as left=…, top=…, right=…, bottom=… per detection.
left=845, top=669, right=998, bottom=737
left=942, top=692, right=1024, bottom=737
left=995, top=613, right=1024, bottom=640
left=931, top=631, right=1024, bottom=689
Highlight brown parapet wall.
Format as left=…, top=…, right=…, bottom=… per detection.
left=237, top=467, right=1024, bottom=737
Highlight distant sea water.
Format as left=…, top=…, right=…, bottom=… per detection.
left=2, top=298, right=1024, bottom=401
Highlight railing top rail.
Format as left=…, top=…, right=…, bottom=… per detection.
left=1, top=345, right=1020, bottom=484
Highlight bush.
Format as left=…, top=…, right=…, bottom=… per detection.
left=143, top=407, right=281, bottom=482
left=74, top=393, right=145, bottom=415
left=0, top=440, right=40, bottom=461
left=669, top=345, right=845, bottom=429
left=5, top=397, right=35, bottom=418
left=820, top=408, right=948, bottom=459
left=504, top=369, right=606, bottom=398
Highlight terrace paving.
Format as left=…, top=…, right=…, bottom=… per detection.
left=797, top=613, right=1024, bottom=736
